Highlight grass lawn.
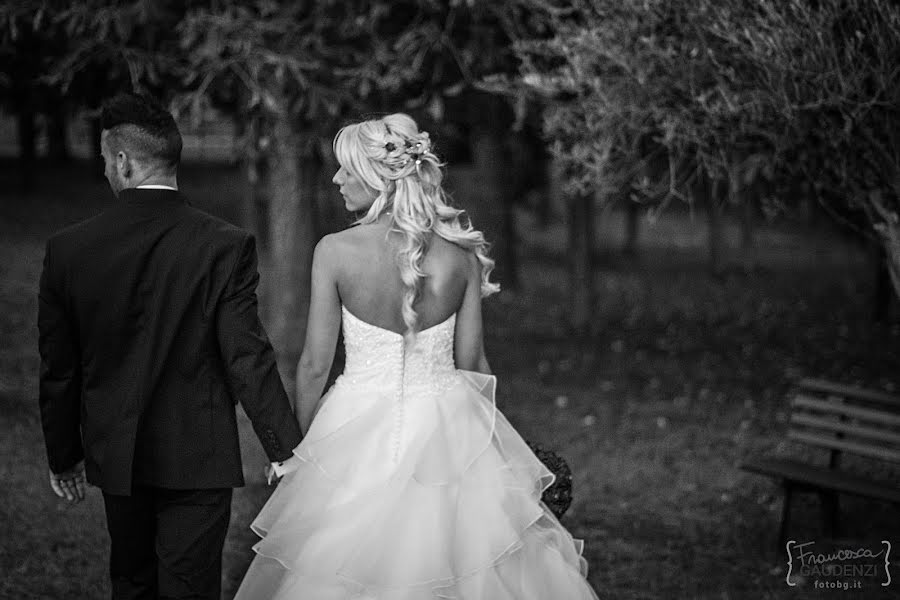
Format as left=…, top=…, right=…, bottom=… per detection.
left=1, top=161, right=898, bottom=599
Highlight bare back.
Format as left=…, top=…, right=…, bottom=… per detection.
left=297, top=219, right=490, bottom=422
left=333, top=223, right=470, bottom=334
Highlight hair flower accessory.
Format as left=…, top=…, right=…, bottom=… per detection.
left=382, top=133, right=409, bottom=169
left=380, top=129, right=432, bottom=171
left=405, top=132, right=432, bottom=166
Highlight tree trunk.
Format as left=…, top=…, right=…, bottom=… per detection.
left=568, top=191, right=595, bottom=338
left=16, top=104, right=36, bottom=194
left=235, top=116, right=264, bottom=239
left=624, top=198, right=640, bottom=256
left=706, top=177, right=725, bottom=275
left=885, top=241, right=900, bottom=317
left=874, top=220, right=900, bottom=321
left=48, top=102, right=70, bottom=163
left=90, top=116, right=105, bottom=180
left=317, top=157, right=345, bottom=236
left=733, top=175, right=756, bottom=271
left=739, top=200, right=758, bottom=272
left=502, top=188, right=518, bottom=287
left=871, top=241, right=894, bottom=322
left=470, top=128, right=515, bottom=289
left=305, top=149, right=323, bottom=240
left=259, top=114, right=317, bottom=395
left=243, top=133, right=270, bottom=247
left=866, top=188, right=900, bottom=318
left=11, top=30, right=39, bottom=194
left=244, top=156, right=270, bottom=248
left=727, top=156, right=756, bottom=270
left=740, top=201, right=755, bottom=249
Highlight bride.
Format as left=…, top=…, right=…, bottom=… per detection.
left=234, top=114, right=599, bottom=599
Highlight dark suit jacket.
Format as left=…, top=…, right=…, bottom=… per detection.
left=38, top=188, right=302, bottom=496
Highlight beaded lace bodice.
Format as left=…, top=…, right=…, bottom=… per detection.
left=336, top=305, right=458, bottom=395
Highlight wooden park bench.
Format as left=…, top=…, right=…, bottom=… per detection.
left=741, top=378, right=900, bottom=552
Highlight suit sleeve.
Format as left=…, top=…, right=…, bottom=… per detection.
left=216, top=234, right=302, bottom=462
left=38, top=239, right=85, bottom=473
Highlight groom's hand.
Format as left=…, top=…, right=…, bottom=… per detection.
left=49, top=460, right=86, bottom=503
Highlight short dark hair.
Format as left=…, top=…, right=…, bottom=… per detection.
left=101, top=93, right=182, bottom=170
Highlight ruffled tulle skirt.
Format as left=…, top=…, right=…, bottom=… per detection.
left=234, top=370, right=599, bottom=599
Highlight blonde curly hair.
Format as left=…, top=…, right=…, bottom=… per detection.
left=333, top=113, right=500, bottom=345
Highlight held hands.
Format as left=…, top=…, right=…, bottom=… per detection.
left=266, top=453, right=303, bottom=486
left=265, top=464, right=278, bottom=486
left=49, top=460, right=86, bottom=503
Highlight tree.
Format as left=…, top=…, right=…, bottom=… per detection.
left=0, top=4, right=75, bottom=190
left=171, top=0, right=545, bottom=360
left=368, top=0, right=550, bottom=290
left=710, top=0, right=900, bottom=301
left=171, top=2, right=377, bottom=379
left=487, top=0, right=900, bottom=336
left=2, top=0, right=377, bottom=386
left=487, top=0, right=776, bottom=331
left=3, top=0, right=549, bottom=372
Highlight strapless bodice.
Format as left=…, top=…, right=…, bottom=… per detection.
left=336, top=305, right=458, bottom=394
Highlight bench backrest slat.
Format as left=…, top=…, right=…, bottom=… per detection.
left=788, top=382, right=900, bottom=467
left=799, top=378, right=900, bottom=408
left=790, top=412, right=900, bottom=447
left=792, top=395, right=900, bottom=427
left=787, top=430, right=900, bottom=464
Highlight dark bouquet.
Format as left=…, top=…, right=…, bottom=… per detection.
left=526, top=441, right=573, bottom=519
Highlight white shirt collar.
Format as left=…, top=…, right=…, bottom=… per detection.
left=135, top=184, right=178, bottom=191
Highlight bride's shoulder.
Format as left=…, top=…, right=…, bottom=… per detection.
left=429, top=234, right=465, bottom=254
left=318, top=227, right=364, bottom=248
left=313, top=227, right=372, bottom=267
left=424, top=237, right=477, bottom=281
left=434, top=236, right=476, bottom=266
left=312, top=231, right=350, bottom=267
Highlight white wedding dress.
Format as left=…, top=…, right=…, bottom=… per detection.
left=234, top=305, right=599, bottom=599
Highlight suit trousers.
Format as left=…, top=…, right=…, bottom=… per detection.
left=102, top=486, right=233, bottom=600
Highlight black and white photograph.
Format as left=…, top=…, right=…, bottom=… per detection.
left=1, top=1, right=899, bottom=598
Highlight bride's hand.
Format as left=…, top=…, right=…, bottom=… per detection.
left=265, top=464, right=278, bottom=486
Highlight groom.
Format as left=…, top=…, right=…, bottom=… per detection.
left=37, top=92, right=303, bottom=599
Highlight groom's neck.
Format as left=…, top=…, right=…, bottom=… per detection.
left=127, top=168, right=179, bottom=191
